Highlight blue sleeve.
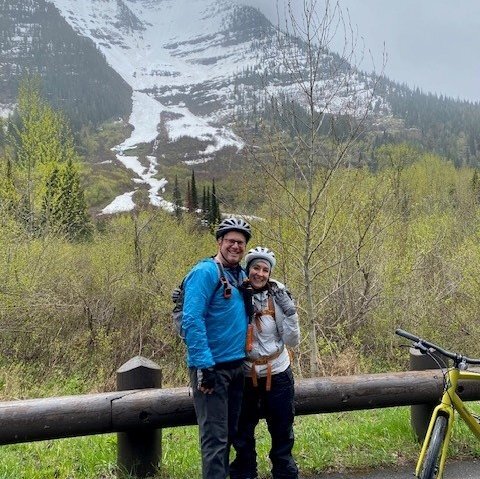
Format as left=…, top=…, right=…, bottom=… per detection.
left=182, top=261, right=218, bottom=368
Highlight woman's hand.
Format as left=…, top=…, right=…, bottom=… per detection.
left=273, top=288, right=296, bottom=316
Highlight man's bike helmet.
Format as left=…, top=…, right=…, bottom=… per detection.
left=215, top=217, right=252, bottom=242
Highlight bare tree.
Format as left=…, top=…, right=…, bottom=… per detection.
left=245, top=0, right=389, bottom=375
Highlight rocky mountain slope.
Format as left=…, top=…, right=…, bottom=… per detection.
left=2, top=0, right=386, bottom=156
left=3, top=0, right=480, bottom=213
left=0, top=0, right=132, bottom=125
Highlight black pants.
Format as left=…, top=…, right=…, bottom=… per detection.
left=190, top=364, right=244, bottom=479
left=230, top=367, right=298, bottom=479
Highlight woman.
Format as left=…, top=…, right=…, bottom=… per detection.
left=230, top=246, right=300, bottom=479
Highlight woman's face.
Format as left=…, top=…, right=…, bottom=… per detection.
left=248, top=260, right=271, bottom=289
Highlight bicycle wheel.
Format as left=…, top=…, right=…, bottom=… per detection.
left=419, top=415, right=448, bottom=479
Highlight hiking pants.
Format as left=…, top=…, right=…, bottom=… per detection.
left=230, top=366, right=298, bottom=479
left=189, top=361, right=244, bottom=479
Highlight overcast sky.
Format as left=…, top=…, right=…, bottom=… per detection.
left=238, top=0, right=480, bottom=103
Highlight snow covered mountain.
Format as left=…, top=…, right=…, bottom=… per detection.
left=47, top=0, right=386, bottom=212
left=1, top=0, right=385, bottom=213
left=3, top=0, right=480, bottom=213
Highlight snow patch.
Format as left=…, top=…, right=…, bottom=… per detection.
left=100, top=191, right=136, bottom=215
left=184, top=156, right=215, bottom=165
left=0, top=104, right=14, bottom=119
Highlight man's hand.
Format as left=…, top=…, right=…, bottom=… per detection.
left=171, top=287, right=182, bottom=302
left=197, top=367, right=216, bottom=394
left=273, top=288, right=297, bottom=316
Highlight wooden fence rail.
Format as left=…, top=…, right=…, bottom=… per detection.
left=0, top=369, right=462, bottom=444
left=2, top=355, right=480, bottom=477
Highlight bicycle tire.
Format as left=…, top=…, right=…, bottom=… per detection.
left=419, top=415, right=448, bottom=479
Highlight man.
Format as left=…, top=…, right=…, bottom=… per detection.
left=182, top=217, right=252, bottom=479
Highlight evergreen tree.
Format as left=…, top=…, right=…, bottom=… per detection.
left=40, top=165, right=60, bottom=233
left=190, top=170, right=199, bottom=211
left=56, top=159, right=92, bottom=241
left=7, top=78, right=92, bottom=240
left=41, top=160, right=92, bottom=241
left=172, top=175, right=182, bottom=220
left=471, top=170, right=480, bottom=204
left=0, top=118, right=5, bottom=147
left=205, top=185, right=211, bottom=223
left=209, top=179, right=221, bottom=226
left=0, top=153, right=19, bottom=214
left=201, top=185, right=208, bottom=215
left=185, top=180, right=193, bottom=212
left=201, top=185, right=209, bottom=223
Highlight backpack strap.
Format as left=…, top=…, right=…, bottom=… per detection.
left=267, top=295, right=275, bottom=319
left=212, top=258, right=232, bottom=299
left=253, top=293, right=276, bottom=333
left=184, top=258, right=231, bottom=300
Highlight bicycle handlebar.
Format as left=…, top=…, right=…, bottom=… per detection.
left=395, top=328, right=480, bottom=365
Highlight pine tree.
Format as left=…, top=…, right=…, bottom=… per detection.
left=185, top=180, right=193, bottom=212
left=7, top=78, right=93, bottom=240
left=472, top=170, right=480, bottom=204
left=190, top=170, right=198, bottom=212
left=57, top=159, right=92, bottom=241
left=40, top=165, right=60, bottom=233
left=0, top=154, right=19, bottom=214
left=201, top=185, right=209, bottom=224
left=172, top=175, right=182, bottom=220
left=201, top=185, right=208, bottom=215
left=209, top=179, right=221, bottom=226
left=205, top=185, right=211, bottom=224
left=40, top=160, right=92, bottom=241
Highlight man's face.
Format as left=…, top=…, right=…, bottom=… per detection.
left=218, top=231, right=247, bottom=265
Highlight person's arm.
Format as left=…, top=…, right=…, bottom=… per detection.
left=182, top=263, right=218, bottom=369
left=183, top=263, right=220, bottom=394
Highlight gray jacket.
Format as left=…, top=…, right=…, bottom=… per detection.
left=244, top=279, right=300, bottom=377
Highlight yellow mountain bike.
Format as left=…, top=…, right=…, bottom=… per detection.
left=396, top=328, right=480, bottom=479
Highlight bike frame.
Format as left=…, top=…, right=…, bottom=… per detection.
left=415, top=367, right=480, bottom=479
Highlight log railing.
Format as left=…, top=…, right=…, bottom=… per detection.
left=1, top=354, right=479, bottom=477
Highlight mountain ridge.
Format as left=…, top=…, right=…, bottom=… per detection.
left=3, top=0, right=480, bottom=213
left=0, top=0, right=132, bottom=126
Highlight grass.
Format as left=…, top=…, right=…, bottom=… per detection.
left=0, top=435, right=117, bottom=479
left=3, top=406, right=480, bottom=478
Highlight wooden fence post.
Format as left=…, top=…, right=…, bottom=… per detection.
left=117, top=356, right=162, bottom=478
left=409, top=347, right=446, bottom=441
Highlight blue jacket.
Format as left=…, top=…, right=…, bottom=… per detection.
left=183, top=258, right=248, bottom=368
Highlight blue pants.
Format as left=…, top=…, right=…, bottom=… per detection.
left=230, top=367, right=298, bottom=479
left=190, top=363, right=244, bottom=479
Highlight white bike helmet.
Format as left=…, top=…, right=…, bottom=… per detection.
left=215, top=217, right=252, bottom=242
left=245, top=246, right=276, bottom=271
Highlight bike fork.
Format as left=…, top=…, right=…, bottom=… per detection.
left=415, top=405, right=454, bottom=479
